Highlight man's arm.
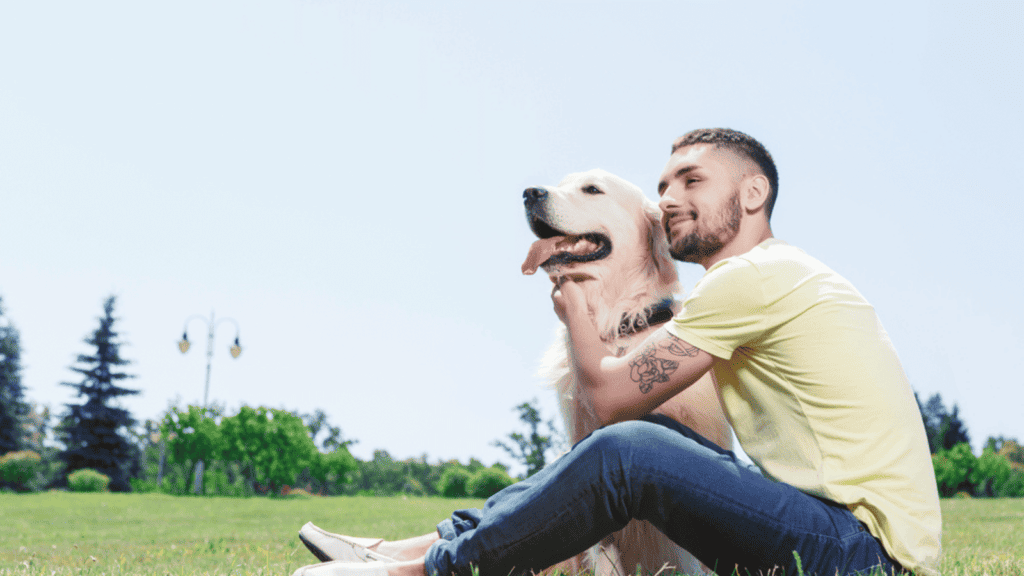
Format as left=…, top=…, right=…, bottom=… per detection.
left=553, top=280, right=715, bottom=426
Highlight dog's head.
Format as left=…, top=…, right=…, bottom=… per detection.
left=522, top=169, right=680, bottom=334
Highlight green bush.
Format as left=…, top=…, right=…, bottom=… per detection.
left=932, top=442, right=1024, bottom=498
left=202, top=460, right=251, bottom=497
left=401, top=476, right=427, bottom=496
left=157, top=463, right=190, bottom=496
left=308, top=448, right=359, bottom=495
left=997, top=469, right=1024, bottom=498
left=0, top=450, right=42, bottom=488
left=466, top=467, right=515, bottom=498
left=285, top=487, right=313, bottom=499
left=971, top=448, right=1013, bottom=497
left=130, top=477, right=160, bottom=493
left=68, top=468, right=110, bottom=492
left=437, top=467, right=472, bottom=498
left=933, top=443, right=976, bottom=497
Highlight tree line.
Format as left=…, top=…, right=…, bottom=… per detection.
left=1, top=293, right=1022, bottom=498
left=0, top=294, right=523, bottom=497
left=916, top=391, right=1024, bottom=497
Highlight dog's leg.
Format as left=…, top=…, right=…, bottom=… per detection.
left=615, top=520, right=710, bottom=576
left=593, top=534, right=624, bottom=576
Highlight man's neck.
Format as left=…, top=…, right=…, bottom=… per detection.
left=699, top=226, right=774, bottom=270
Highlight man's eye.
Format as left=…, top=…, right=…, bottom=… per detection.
left=686, top=178, right=699, bottom=185
left=582, top=185, right=603, bottom=195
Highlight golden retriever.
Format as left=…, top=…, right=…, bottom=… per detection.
left=521, top=169, right=731, bottom=576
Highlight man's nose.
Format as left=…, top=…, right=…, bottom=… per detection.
left=658, top=187, right=679, bottom=212
left=523, top=187, right=547, bottom=207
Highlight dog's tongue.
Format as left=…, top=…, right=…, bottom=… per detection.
left=521, top=236, right=600, bottom=275
left=522, top=236, right=566, bottom=275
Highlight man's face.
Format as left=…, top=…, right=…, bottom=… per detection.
left=657, top=144, right=743, bottom=264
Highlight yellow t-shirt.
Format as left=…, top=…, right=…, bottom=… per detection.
left=665, top=239, right=941, bottom=576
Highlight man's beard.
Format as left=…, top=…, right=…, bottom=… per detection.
left=667, top=190, right=742, bottom=263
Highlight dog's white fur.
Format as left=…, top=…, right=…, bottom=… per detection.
left=525, top=169, right=731, bottom=576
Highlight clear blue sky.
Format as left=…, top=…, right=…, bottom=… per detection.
left=2, top=1, right=1021, bottom=476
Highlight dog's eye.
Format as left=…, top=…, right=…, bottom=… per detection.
left=582, top=185, right=603, bottom=195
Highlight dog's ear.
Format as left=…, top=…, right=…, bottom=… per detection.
left=645, top=202, right=681, bottom=292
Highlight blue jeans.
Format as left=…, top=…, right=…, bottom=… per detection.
left=424, top=415, right=904, bottom=576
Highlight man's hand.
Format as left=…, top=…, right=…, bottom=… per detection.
left=551, top=277, right=588, bottom=326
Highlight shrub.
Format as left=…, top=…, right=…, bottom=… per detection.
left=997, top=469, right=1024, bottom=498
left=129, top=477, right=160, bottom=493
left=68, top=468, right=110, bottom=492
left=202, top=460, right=251, bottom=497
left=466, top=467, right=515, bottom=498
left=401, top=476, right=427, bottom=496
left=971, top=448, right=1013, bottom=497
left=437, top=467, right=473, bottom=498
left=932, top=442, right=1023, bottom=498
left=999, top=439, right=1024, bottom=467
left=0, top=450, right=42, bottom=488
left=285, top=488, right=313, bottom=499
left=157, top=463, right=190, bottom=496
left=933, top=443, right=975, bottom=497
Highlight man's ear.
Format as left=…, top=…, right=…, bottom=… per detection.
left=742, top=174, right=770, bottom=214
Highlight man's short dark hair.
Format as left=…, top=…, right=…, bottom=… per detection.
left=671, top=128, right=779, bottom=221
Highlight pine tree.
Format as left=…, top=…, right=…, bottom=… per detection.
left=939, top=404, right=971, bottom=451
left=56, top=296, right=140, bottom=491
left=922, top=393, right=948, bottom=453
left=917, top=391, right=972, bottom=453
left=0, top=296, right=30, bottom=455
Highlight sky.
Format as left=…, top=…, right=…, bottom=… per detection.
left=1, top=1, right=1021, bottom=477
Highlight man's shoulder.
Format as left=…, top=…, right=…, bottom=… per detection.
left=734, top=238, right=808, bottom=266
left=704, top=239, right=812, bottom=282
left=726, top=239, right=837, bottom=280
left=693, top=239, right=851, bottom=310
left=673, top=240, right=805, bottom=356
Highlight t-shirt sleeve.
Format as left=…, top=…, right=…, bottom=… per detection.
left=665, top=258, right=770, bottom=360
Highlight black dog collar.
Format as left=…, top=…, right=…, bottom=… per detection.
left=618, top=299, right=676, bottom=337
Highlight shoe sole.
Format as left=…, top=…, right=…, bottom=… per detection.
left=299, top=532, right=334, bottom=563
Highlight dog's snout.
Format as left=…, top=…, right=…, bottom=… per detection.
left=523, top=187, right=548, bottom=205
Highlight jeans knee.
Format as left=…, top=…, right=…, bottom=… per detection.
left=584, top=419, right=712, bottom=472
left=585, top=421, right=662, bottom=461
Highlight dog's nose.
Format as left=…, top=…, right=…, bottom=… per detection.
left=523, top=187, right=547, bottom=205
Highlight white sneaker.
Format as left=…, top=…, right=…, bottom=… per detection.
left=292, top=559, right=390, bottom=576
left=298, top=522, right=398, bottom=563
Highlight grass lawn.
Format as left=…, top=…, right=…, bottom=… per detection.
left=0, top=492, right=482, bottom=575
left=1, top=493, right=1021, bottom=575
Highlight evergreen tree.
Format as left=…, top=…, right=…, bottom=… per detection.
left=922, top=393, right=947, bottom=453
left=917, top=391, right=971, bottom=453
left=938, top=404, right=971, bottom=451
left=915, top=391, right=939, bottom=453
left=56, top=296, right=140, bottom=491
left=0, top=296, right=30, bottom=455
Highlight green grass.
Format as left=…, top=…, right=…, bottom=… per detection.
left=1, top=493, right=1021, bottom=575
left=0, top=492, right=482, bottom=575
left=936, top=497, right=1024, bottom=575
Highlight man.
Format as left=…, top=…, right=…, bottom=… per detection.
left=292, top=129, right=942, bottom=576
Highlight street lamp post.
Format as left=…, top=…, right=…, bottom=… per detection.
left=178, top=311, right=242, bottom=495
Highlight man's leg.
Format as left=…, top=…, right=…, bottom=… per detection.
left=374, top=533, right=441, bottom=562
left=424, top=415, right=902, bottom=576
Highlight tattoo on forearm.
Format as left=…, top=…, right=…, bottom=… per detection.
left=629, top=343, right=680, bottom=394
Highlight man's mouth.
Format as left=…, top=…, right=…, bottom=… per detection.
left=664, top=212, right=698, bottom=236
left=522, top=217, right=612, bottom=275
